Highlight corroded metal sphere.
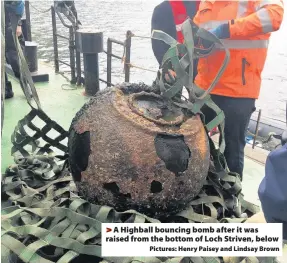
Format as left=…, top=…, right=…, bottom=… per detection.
left=68, top=83, right=210, bottom=218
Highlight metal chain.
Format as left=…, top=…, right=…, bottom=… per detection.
left=29, top=3, right=51, bottom=14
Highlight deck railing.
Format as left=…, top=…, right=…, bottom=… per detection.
left=105, top=31, right=132, bottom=87
left=51, top=5, right=80, bottom=85
left=23, top=1, right=153, bottom=93
left=50, top=2, right=132, bottom=89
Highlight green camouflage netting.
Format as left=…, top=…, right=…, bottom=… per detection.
left=1, top=152, right=269, bottom=263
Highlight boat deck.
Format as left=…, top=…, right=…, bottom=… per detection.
left=1, top=62, right=269, bottom=208
left=4, top=62, right=285, bottom=263
left=2, top=62, right=88, bottom=169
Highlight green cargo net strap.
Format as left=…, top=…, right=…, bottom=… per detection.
left=1, top=198, right=260, bottom=263
left=9, top=13, right=42, bottom=111
left=158, top=38, right=226, bottom=150
left=151, top=19, right=230, bottom=104
left=2, top=153, right=259, bottom=214
left=8, top=14, right=69, bottom=158
left=1, top=159, right=256, bottom=222
left=11, top=108, right=69, bottom=157
left=2, top=155, right=73, bottom=207
left=151, top=19, right=228, bottom=129
left=1, top=155, right=260, bottom=263
left=152, top=19, right=228, bottom=174
left=2, top=155, right=259, bottom=221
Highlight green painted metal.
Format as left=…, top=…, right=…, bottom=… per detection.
left=1, top=63, right=88, bottom=173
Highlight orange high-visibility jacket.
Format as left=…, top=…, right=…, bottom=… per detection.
left=194, top=0, right=284, bottom=99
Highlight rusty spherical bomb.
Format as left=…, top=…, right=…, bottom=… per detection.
left=68, top=83, right=210, bottom=218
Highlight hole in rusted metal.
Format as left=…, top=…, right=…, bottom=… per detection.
left=103, top=182, right=131, bottom=199
left=119, top=193, right=132, bottom=199
left=103, top=182, right=119, bottom=194
left=154, top=133, right=191, bottom=175
left=150, top=180, right=163, bottom=193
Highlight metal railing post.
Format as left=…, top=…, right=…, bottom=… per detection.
left=69, top=27, right=76, bottom=84
left=107, top=38, right=112, bottom=87
left=24, top=1, right=32, bottom=41
left=76, top=30, right=103, bottom=96
left=76, top=46, right=82, bottom=85
left=124, top=30, right=132, bottom=82
left=50, top=6, right=133, bottom=88
left=75, top=13, right=82, bottom=86
left=51, top=6, right=59, bottom=73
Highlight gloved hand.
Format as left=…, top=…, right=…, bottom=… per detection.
left=209, top=23, right=230, bottom=39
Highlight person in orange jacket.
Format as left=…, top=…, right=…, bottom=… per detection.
left=193, top=0, right=284, bottom=180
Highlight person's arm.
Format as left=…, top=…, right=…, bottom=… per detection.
left=229, top=0, right=284, bottom=38
left=208, top=0, right=284, bottom=39
left=151, top=3, right=176, bottom=66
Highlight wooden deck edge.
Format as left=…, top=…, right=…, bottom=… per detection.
left=211, top=134, right=268, bottom=166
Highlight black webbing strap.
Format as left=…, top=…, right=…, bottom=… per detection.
left=1, top=152, right=261, bottom=263
left=9, top=13, right=42, bottom=110
left=7, top=14, right=69, bottom=159
left=151, top=19, right=230, bottom=178
left=11, top=108, right=68, bottom=157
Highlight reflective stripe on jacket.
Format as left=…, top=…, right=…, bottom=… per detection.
left=169, top=0, right=200, bottom=43
left=194, top=0, right=284, bottom=99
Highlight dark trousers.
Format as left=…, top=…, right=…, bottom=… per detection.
left=5, top=25, right=25, bottom=95
left=202, top=95, right=256, bottom=180
left=5, top=25, right=25, bottom=78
